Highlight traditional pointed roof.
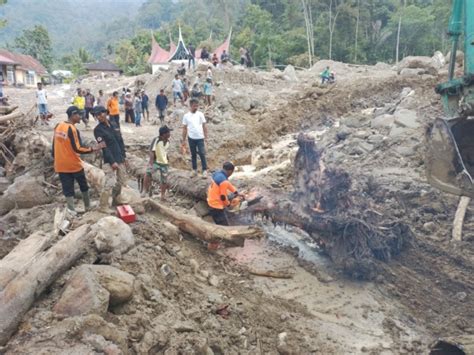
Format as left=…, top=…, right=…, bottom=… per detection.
left=148, top=33, right=171, bottom=64
left=212, top=27, right=232, bottom=59
left=168, top=27, right=189, bottom=61
left=194, top=28, right=232, bottom=60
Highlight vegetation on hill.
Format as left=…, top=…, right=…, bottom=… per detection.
left=0, top=0, right=452, bottom=74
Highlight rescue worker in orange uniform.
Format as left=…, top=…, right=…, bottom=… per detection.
left=207, top=162, right=242, bottom=226
left=52, top=106, right=104, bottom=212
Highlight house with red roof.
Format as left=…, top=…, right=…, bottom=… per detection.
left=0, top=49, right=48, bottom=88
left=148, top=27, right=232, bottom=74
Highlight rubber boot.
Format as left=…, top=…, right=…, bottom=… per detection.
left=99, top=191, right=110, bottom=212
left=112, top=186, right=122, bottom=206
left=66, top=196, right=75, bottom=212
left=82, top=191, right=91, bottom=211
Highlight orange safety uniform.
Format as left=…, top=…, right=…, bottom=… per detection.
left=207, top=170, right=237, bottom=209
left=107, top=96, right=119, bottom=115
left=53, top=121, right=92, bottom=173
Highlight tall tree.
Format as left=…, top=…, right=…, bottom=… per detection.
left=395, top=0, right=407, bottom=64
left=302, top=0, right=315, bottom=67
left=354, top=0, right=360, bottom=62
left=327, top=0, right=341, bottom=60
left=13, top=25, right=53, bottom=69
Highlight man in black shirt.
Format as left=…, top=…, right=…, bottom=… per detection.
left=92, top=106, right=127, bottom=210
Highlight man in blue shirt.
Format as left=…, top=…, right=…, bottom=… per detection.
left=155, top=89, right=168, bottom=125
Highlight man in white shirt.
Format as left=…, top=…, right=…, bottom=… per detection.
left=172, top=74, right=184, bottom=106
left=181, top=98, right=208, bottom=176
left=36, top=82, right=48, bottom=116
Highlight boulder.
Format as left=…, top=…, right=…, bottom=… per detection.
left=83, top=162, right=105, bottom=192
left=445, top=50, right=464, bottom=66
left=0, top=174, right=52, bottom=215
left=54, top=265, right=110, bottom=317
left=89, top=265, right=135, bottom=306
left=230, top=94, right=252, bottom=112
left=431, top=51, right=446, bottom=69
left=371, top=114, right=395, bottom=129
left=393, top=109, right=420, bottom=129
left=374, top=62, right=392, bottom=70
left=397, top=56, right=438, bottom=75
left=116, top=185, right=142, bottom=205
left=283, top=65, right=298, bottom=82
left=92, top=216, right=135, bottom=254
left=399, top=68, right=424, bottom=77
left=196, top=62, right=210, bottom=72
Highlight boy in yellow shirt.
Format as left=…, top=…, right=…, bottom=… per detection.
left=142, top=125, right=172, bottom=200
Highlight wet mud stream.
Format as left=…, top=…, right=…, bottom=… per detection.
left=224, top=226, right=431, bottom=353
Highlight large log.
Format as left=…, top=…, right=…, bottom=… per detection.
left=0, top=224, right=92, bottom=345
left=0, top=111, right=23, bottom=124
left=0, top=231, right=55, bottom=290
left=144, top=199, right=264, bottom=247
left=0, top=106, right=18, bottom=115
left=165, top=133, right=413, bottom=280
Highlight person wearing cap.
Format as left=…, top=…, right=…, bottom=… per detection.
left=52, top=106, right=104, bottom=212
left=207, top=162, right=241, bottom=226
left=92, top=105, right=127, bottom=210
left=142, top=125, right=172, bottom=200
left=107, top=91, right=120, bottom=127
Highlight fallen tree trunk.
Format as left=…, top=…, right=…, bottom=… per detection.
left=0, top=111, right=23, bottom=124
left=0, top=224, right=92, bottom=345
left=0, top=106, right=18, bottom=115
left=145, top=199, right=264, bottom=247
left=452, top=196, right=470, bottom=241
left=165, top=134, right=413, bottom=280
left=0, top=231, right=55, bottom=290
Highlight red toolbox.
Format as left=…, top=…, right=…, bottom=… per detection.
left=116, top=205, right=136, bottom=224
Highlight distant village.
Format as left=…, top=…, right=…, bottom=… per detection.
left=0, top=28, right=231, bottom=88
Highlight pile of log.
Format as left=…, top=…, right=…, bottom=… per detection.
left=0, top=225, right=94, bottom=345
left=0, top=105, right=29, bottom=172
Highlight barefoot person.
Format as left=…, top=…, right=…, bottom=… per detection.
left=142, top=125, right=172, bottom=200
left=52, top=106, right=104, bottom=212
left=181, top=99, right=208, bottom=176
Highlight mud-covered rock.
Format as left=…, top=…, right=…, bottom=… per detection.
left=445, top=50, right=464, bottom=65
left=283, top=65, right=298, bottom=82
left=371, top=114, right=395, bottom=129
left=90, top=265, right=135, bottom=305
left=0, top=174, right=52, bottom=215
left=393, top=109, right=420, bottom=129
left=397, top=56, right=438, bottom=75
left=54, top=266, right=110, bottom=317
left=92, top=216, right=135, bottom=254
left=399, top=68, right=425, bottom=77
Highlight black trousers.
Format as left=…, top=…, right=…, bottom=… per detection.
left=125, top=109, right=135, bottom=123
left=209, top=208, right=229, bottom=226
left=59, top=170, right=88, bottom=197
left=109, top=114, right=120, bottom=127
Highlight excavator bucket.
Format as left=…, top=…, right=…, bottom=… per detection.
left=425, top=118, right=474, bottom=197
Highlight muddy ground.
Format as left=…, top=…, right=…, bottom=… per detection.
left=0, top=59, right=473, bottom=354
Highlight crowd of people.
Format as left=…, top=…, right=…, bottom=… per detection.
left=48, top=48, right=253, bottom=229
left=51, top=81, right=217, bottom=210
